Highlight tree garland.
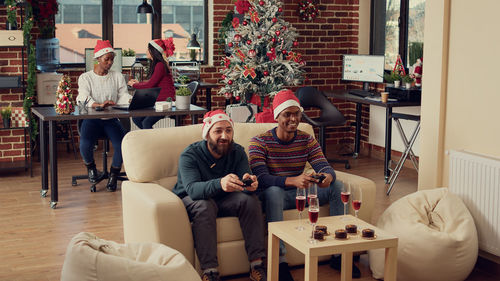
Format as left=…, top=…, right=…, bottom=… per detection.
left=22, top=2, right=38, bottom=141
left=298, top=0, right=319, bottom=22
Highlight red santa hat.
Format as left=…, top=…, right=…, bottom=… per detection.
left=272, top=89, right=303, bottom=120
left=149, top=38, right=175, bottom=57
left=93, top=40, right=114, bottom=59
left=202, top=110, right=234, bottom=140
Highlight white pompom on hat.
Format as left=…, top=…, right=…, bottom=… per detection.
left=202, top=110, right=234, bottom=140
left=272, top=89, right=303, bottom=120
left=93, top=40, right=114, bottom=59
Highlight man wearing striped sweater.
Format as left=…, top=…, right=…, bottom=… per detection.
left=248, top=89, right=360, bottom=279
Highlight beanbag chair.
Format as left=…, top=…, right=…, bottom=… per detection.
left=61, top=232, right=201, bottom=281
left=369, top=188, right=478, bottom=281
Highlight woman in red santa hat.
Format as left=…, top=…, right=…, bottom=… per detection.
left=76, top=40, right=132, bottom=192
left=127, top=38, right=176, bottom=129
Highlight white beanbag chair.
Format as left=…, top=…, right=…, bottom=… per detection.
left=61, top=232, right=201, bottom=281
left=369, top=188, right=478, bottom=281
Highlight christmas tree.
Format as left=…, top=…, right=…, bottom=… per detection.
left=54, top=75, right=75, bottom=114
left=219, top=0, right=305, bottom=105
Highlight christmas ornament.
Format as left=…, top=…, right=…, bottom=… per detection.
left=278, top=7, right=283, bottom=13
left=263, top=70, right=269, bottom=76
left=275, top=30, right=281, bottom=36
left=298, top=0, right=319, bottom=22
left=243, top=20, right=248, bottom=26
left=271, top=37, right=277, bottom=43
left=293, top=41, right=299, bottom=47
left=248, top=49, right=257, bottom=58
left=228, top=42, right=234, bottom=48
left=272, top=17, right=277, bottom=23
left=234, top=34, right=242, bottom=42
left=228, top=80, right=233, bottom=85
left=259, top=1, right=264, bottom=6
left=246, top=40, right=252, bottom=45
left=54, top=75, right=75, bottom=115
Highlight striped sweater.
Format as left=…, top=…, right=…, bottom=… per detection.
left=248, top=127, right=336, bottom=189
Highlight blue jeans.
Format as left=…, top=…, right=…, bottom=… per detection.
left=258, top=180, right=344, bottom=256
left=79, top=118, right=126, bottom=168
left=132, top=116, right=164, bottom=129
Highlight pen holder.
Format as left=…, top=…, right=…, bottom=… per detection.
left=78, top=102, right=88, bottom=114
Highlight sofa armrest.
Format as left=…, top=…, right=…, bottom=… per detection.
left=122, top=181, right=195, bottom=265
left=336, top=171, right=376, bottom=223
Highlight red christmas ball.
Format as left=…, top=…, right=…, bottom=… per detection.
left=247, top=40, right=252, bottom=45
left=228, top=42, right=233, bottom=47
left=278, top=7, right=283, bottom=12
left=272, top=18, right=277, bottom=23
left=234, top=34, right=242, bottom=42
left=242, top=20, right=248, bottom=26
left=271, top=37, right=277, bottom=43
left=282, top=26, right=287, bottom=30
left=228, top=80, right=233, bottom=85
left=222, top=74, right=226, bottom=79
left=235, top=96, right=241, bottom=101
left=258, top=35, right=262, bottom=39
left=282, top=50, right=287, bottom=55
left=275, top=30, right=281, bottom=36
left=259, top=1, right=264, bottom=6
left=263, top=70, right=269, bottom=76
left=248, top=49, right=257, bottom=58
left=293, top=41, right=299, bottom=47
left=270, top=47, right=275, bottom=53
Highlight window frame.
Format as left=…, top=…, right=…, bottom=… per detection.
left=370, top=0, right=418, bottom=70
left=58, top=0, right=209, bottom=68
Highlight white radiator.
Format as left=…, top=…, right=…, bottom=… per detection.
left=449, top=150, right=500, bottom=256
left=129, top=117, right=175, bottom=131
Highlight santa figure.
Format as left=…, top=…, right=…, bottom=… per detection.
left=412, top=58, right=423, bottom=87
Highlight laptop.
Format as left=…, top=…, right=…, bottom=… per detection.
left=113, top=87, right=161, bottom=111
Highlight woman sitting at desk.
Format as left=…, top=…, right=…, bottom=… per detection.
left=127, top=38, right=175, bottom=129
left=76, top=40, right=132, bottom=192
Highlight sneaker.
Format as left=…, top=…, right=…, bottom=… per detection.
left=201, top=271, right=220, bottom=281
left=250, top=263, right=267, bottom=281
left=278, top=262, right=295, bottom=281
left=329, top=255, right=361, bottom=279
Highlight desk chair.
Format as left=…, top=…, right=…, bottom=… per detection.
left=187, top=81, right=200, bottom=105
left=386, top=113, right=420, bottom=195
left=295, top=87, right=350, bottom=169
left=71, top=118, right=129, bottom=192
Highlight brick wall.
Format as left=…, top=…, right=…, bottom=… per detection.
left=0, top=0, right=373, bottom=163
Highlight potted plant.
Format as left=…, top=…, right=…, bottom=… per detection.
left=176, top=75, right=190, bottom=85
left=166, top=97, right=173, bottom=109
left=5, top=0, right=17, bottom=30
left=1, top=105, right=12, bottom=128
left=122, top=48, right=136, bottom=67
left=384, top=71, right=401, bottom=88
left=175, top=86, right=192, bottom=110
left=402, top=75, right=414, bottom=89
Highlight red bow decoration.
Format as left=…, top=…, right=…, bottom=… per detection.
left=237, top=49, right=246, bottom=61
left=286, top=51, right=302, bottom=63
left=243, top=65, right=257, bottom=79
left=249, top=9, right=260, bottom=23
left=232, top=17, right=240, bottom=29
left=224, top=57, right=231, bottom=69
left=266, top=49, right=276, bottom=61
left=235, top=0, right=251, bottom=14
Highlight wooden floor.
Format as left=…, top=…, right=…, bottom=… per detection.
left=0, top=148, right=496, bottom=280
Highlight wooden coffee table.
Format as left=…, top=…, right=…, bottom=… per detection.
left=267, top=215, right=398, bottom=281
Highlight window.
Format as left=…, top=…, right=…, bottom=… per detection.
left=56, top=0, right=207, bottom=64
left=371, top=0, right=425, bottom=70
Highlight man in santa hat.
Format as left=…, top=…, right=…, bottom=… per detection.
left=172, top=110, right=266, bottom=281
left=76, top=40, right=132, bottom=192
left=248, top=89, right=360, bottom=280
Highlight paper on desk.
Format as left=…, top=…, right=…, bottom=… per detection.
left=365, top=96, right=397, bottom=102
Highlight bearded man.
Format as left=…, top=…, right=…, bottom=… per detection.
left=172, top=110, right=266, bottom=281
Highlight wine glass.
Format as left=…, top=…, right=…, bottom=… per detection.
left=352, top=188, right=362, bottom=218
left=307, top=196, right=319, bottom=244
left=341, top=182, right=351, bottom=217
left=295, top=188, right=306, bottom=231
left=307, top=183, right=318, bottom=224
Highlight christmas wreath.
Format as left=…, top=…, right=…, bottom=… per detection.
left=298, top=0, right=319, bottom=22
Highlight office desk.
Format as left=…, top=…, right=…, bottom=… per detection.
left=175, top=81, right=219, bottom=111
left=32, top=105, right=207, bottom=209
left=324, top=90, right=421, bottom=182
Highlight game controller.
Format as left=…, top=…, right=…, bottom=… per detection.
left=242, top=178, right=254, bottom=187
left=311, top=174, right=326, bottom=183
left=95, top=106, right=104, bottom=111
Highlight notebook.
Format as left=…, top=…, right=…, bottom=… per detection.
left=113, top=87, right=161, bottom=111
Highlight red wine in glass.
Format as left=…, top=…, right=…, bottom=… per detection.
left=308, top=209, right=319, bottom=224
left=341, top=191, right=351, bottom=204
left=296, top=196, right=306, bottom=212
left=307, top=194, right=317, bottom=204
left=352, top=200, right=361, bottom=211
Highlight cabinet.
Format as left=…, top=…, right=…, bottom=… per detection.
left=0, top=3, right=31, bottom=174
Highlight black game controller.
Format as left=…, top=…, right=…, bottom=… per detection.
left=95, top=106, right=104, bottom=111
left=242, top=178, right=254, bottom=187
left=311, top=174, right=326, bottom=183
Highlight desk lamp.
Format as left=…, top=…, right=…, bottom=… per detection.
left=137, top=0, right=153, bottom=14
left=187, top=33, right=201, bottom=61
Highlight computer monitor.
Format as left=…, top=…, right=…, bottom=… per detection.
left=342, top=54, right=385, bottom=91
left=85, top=48, right=122, bottom=73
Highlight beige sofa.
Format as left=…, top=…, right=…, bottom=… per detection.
left=121, top=122, right=376, bottom=276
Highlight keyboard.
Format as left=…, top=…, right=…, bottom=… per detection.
left=349, top=89, right=373, bottom=98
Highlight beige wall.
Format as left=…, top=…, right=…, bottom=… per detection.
left=358, top=0, right=370, bottom=54
left=418, top=0, right=500, bottom=189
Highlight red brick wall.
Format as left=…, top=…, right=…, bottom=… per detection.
left=1, top=0, right=373, bottom=163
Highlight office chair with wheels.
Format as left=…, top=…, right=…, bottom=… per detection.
left=187, top=81, right=200, bottom=105
left=295, top=87, right=350, bottom=169
left=71, top=118, right=129, bottom=192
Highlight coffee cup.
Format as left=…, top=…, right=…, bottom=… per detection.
left=381, top=92, right=389, bottom=103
